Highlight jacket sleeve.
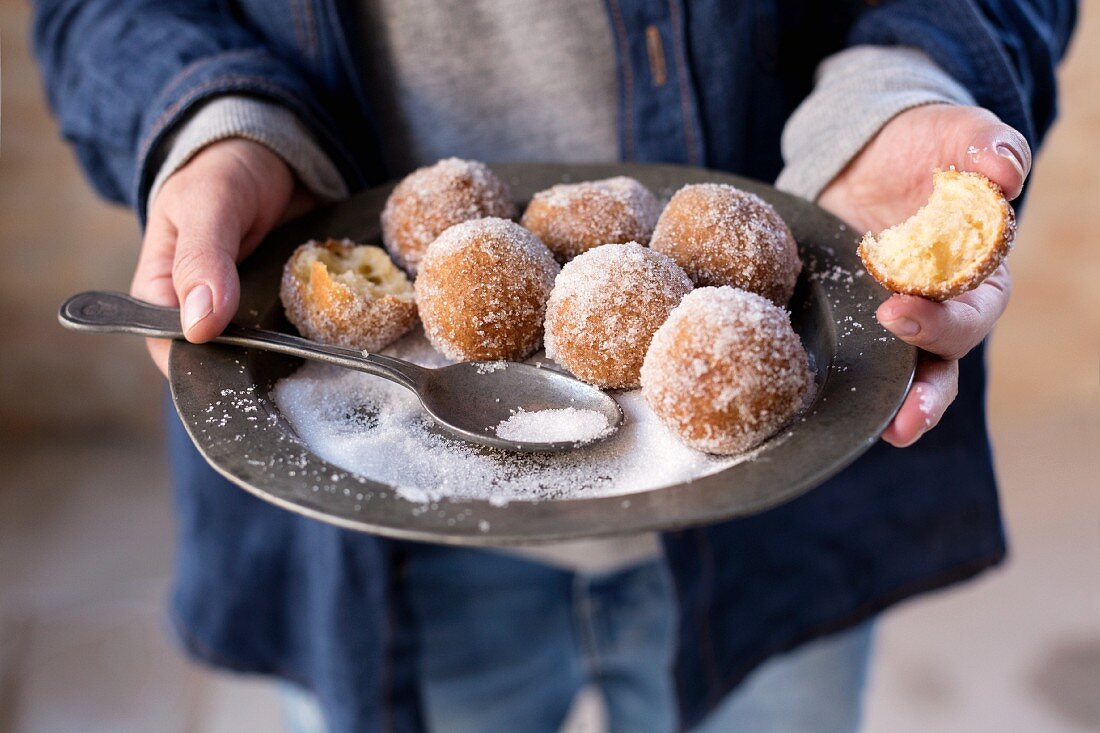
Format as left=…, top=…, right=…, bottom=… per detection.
left=31, top=0, right=362, bottom=219
left=848, top=0, right=1077, bottom=147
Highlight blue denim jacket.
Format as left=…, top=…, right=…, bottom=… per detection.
left=34, top=1, right=1076, bottom=730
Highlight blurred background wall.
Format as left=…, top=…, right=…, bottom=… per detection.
left=1, top=1, right=1097, bottom=731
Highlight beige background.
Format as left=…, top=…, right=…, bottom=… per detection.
left=1, top=2, right=1097, bottom=731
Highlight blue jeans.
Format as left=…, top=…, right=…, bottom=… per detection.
left=281, top=548, right=873, bottom=733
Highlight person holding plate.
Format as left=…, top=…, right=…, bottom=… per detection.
left=32, top=1, right=1075, bottom=731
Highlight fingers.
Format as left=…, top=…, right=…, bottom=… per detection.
left=877, top=265, right=1011, bottom=360
left=882, top=355, right=959, bottom=447
left=171, top=202, right=243, bottom=343
left=130, top=212, right=179, bottom=377
left=131, top=179, right=245, bottom=376
left=956, top=112, right=1032, bottom=200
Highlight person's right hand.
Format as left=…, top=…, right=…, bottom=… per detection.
left=130, top=138, right=315, bottom=376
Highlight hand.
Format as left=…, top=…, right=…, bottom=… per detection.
left=130, top=139, right=315, bottom=376
left=817, top=105, right=1031, bottom=447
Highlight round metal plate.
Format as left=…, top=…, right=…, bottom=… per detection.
left=169, top=163, right=915, bottom=545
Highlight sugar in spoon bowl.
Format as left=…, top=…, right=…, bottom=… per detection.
left=59, top=291, right=623, bottom=453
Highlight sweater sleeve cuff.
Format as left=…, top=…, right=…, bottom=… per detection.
left=147, top=95, right=350, bottom=206
left=775, top=45, right=976, bottom=202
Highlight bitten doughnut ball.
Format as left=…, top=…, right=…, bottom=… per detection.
left=520, top=176, right=661, bottom=262
left=416, top=217, right=560, bottom=361
left=381, top=158, right=517, bottom=274
left=641, top=286, right=812, bottom=455
left=280, top=239, right=418, bottom=351
left=545, top=243, right=692, bottom=389
left=858, top=168, right=1015, bottom=301
left=649, top=183, right=801, bottom=306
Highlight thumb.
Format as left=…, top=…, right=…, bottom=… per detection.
left=172, top=209, right=243, bottom=343
left=956, top=113, right=1032, bottom=200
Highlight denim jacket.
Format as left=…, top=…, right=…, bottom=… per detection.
left=33, top=1, right=1076, bottom=730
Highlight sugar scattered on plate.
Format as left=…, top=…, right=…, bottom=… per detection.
left=475, top=361, right=509, bottom=374
left=272, top=329, right=750, bottom=504
left=495, top=407, right=611, bottom=444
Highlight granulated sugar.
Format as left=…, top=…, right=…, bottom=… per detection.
left=494, top=407, right=611, bottom=443
left=272, top=330, right=747, bottom=504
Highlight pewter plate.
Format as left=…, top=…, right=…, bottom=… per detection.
left=169, top=163, right=915, bottom=545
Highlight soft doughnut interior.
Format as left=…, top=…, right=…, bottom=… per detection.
left=861, top=170, right=1004, bottom=291
left=294, top=243, right=413, bottom=300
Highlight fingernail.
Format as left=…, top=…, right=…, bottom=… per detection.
left=995, top=143, right=1026, bottom=179
left=882, top=317, right=920, bottom=337
left=182, top=284, right=213, bottom=333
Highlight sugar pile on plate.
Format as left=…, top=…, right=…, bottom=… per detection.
left=272, top=329, right=750, bottom=504
left=494, top=407, right=611, bottom=444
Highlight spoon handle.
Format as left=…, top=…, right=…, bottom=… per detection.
left=59, top=291, right=424, bottom=389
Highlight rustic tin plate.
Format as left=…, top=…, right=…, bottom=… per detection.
left=169, top=163, right=915, bottom=545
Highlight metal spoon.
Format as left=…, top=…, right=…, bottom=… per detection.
left=59, top=291, right=623, bottom=453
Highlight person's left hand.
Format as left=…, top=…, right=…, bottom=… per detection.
left=817, top=104, right=1031, bottom=447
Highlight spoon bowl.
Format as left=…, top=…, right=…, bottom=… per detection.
left=59, top=291, right=622, bottom=453
left=420, top=361, right=623, bottom=452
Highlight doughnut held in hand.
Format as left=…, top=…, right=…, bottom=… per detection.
left=381, top=158, right=517, bottom=274
left=545, top=243, right=692, bottom=389
left=280, top=239, right=418, bottom=351
left=641, top=286, right=812, bottom=455
left=649, top=183, right=801, bottom=306
left=416, top=217, right=560, bottom=362
left=858, top=169, right=1015, bottom=301
left=520, top=176, right=661, bottom=262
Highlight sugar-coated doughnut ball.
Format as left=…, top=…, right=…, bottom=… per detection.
left=416, top=217, right=560, bottom=361
left=544, top=243, right=692, bottom=389
left=520, top=176, right=661, bottom=262
left=649, top=183, right=801, bottom=306
left=641, top=286, right=811, bottom=455
left=381, top=158, right=517, bottom=275
left=280, top=239, right=417, bottom=351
